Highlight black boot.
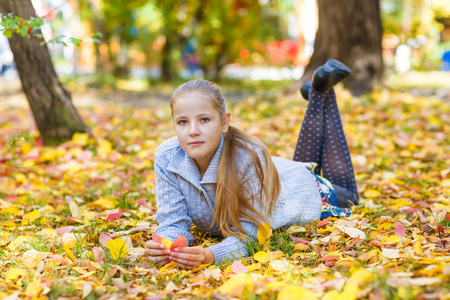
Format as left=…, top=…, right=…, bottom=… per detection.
left=300, top=81, right=312, bottom=100
left=312, top=59, right=351, bottom=91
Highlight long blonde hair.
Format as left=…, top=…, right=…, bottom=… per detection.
left=170, top=79, right=281, bottom=239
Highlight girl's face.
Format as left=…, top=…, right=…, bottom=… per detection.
left=172, top=92, right=230, bottom=174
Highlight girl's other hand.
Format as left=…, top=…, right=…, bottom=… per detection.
left=144, top=240, right=170, bottom=267
left=169, top=247, right=214, bottom=270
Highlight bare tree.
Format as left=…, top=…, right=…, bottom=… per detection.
left=0, top=0, right=91, bottom=145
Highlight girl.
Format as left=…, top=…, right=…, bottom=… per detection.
left=144, top=59, right=359, bottom=270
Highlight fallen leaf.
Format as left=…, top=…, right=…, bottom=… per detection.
left=99, top=233, right=112, bottom=247
left=82, top=281, right=93, bottom=298
left=394, top=220, right=406, bottom=237
left=317, top=217, right=331, bottom=228
left=381, top=248, right=400, bottom=259
left=230, top=260, right=248, bottom=273
left=278, top=285, right=318, bottom=300
left=22, top=249, right=50, bottom=268
left=413, top=239, right=424, bottom=256
left=218, top=273, right=253, bottom=294
left=107, top=212, right=123, bottom=221
left=257, top=223, right=272, bottom=245
left=106, top=238, right=128, bottom=260
left=337, top=226, right=366, bottom=239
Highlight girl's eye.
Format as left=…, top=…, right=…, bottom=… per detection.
left=178, top=120, right=187, bottom=125
left=200, top=118, right=209, bottom=123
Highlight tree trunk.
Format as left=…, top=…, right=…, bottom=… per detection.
left=295, top=0, right=384, bottom=96
left=89, top=0, right=104, bottom=72
left=0, top=0, right=91, bottom=146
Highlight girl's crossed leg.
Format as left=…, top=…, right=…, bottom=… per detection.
left=293, top=60, right=359, bottom=215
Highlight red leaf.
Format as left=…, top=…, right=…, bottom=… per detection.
left=290, top=236, right=309, bottom=245
left=137, top=198, right=152, bottom=209
left=414, top=201, right=429, bottom=207
left=99, top=233, right=112, bottom=247
left=5, top=196, right=19, bottom=202
left=230, top=260, right=248, bottom=273
left=152, top=232, right=162, bottom=243
left=170, top=234, right=187, bottom=251
left=394, top=221, right=406, bottom=237
left=317, top=217, right=331, bottom=228
left=107, top=212, right=123, bottom=221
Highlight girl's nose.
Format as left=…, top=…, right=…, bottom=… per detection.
left=189, top=124, right=200, bottom=136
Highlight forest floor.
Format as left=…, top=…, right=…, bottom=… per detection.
left=0, top=73, right=449, bottom=299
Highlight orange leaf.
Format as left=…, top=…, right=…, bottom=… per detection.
left=170, top=234, right=187, bottom=251
left=317, top=217, right=330, bottom=228
left=318, top=255, right=340, bottom=262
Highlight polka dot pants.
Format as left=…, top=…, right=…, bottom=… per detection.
left=293, top=87, right=358, bottom=208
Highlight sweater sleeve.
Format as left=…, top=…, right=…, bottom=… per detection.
left=154, top=161, right=194, bottom=245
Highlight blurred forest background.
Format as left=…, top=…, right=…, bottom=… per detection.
left=0, top=0, right=450, bottom=144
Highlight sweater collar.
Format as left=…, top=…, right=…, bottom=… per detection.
left=167, top=135, right=224, bottom=185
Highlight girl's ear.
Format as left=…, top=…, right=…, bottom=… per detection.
left=222, top=112, right=231, bottom=134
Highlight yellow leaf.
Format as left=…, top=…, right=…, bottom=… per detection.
left=269, top=259, right=290, bottom=272
left=5, top=269, right=25, bottom=286
left=277, top=285, right=318, bottom=300
left=25, top=279, right=42, bottom=296
left=22, top=249, right=50, bottom=268
left=341, top=282, right=358, bottom=300
left=62, top=233, right=78, bottom=248
left=22, top=210, right=41, bottom=225
left=254, top=251, right=283, bottom=263
left=2, top=221, right=17, bottom=230
left=349, top=269, right=373, bottom=283
left=254, top=251, right=269, bottom=263
left=86, top=198, right=116, bottom=210
left=161, top=237, right=173, bottom=249
left=413, top=240, right=424, bottom=256
left=106, top=238, right=128, bottom=260
left=20, top=143, right=32, bottom=155
left=295, top=243, right=309, bottom=251
left=22, top=159, right=35, bottom=167
left=381, top=235, right=401, bottom=244
left=69, top=201, right=79, bottom=218
left=72, top=132, right=89, bottom=146
left=64, top=244, right=77, bottom=261
left=160, top=261, right=178, bottom=272
left=363, top=189, right=380, bottom=198
left=37, top=228, right=57, bottom=236
left=218, top=273, right=253, bottom=294
left=257, top=223, right=272, bottom=245
left=322, top=290, right=341, bottom=300
left=8, top=236, right=27, bottom=251
left=266, top=281, right=286, bottom=289
left=98, top=139, right=112, bottom=156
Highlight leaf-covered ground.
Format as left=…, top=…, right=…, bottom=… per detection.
left=0, top=87, right=449, bottom=300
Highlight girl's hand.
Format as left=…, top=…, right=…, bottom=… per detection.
left=144, top=240, right=170, bottom=267
left=169, top=247, right=214, bottom=270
